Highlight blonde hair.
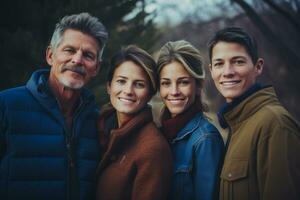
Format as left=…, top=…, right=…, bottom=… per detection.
left=157, top=40, right=207, bottom=112
left=157, top=40, right=205, bottom=80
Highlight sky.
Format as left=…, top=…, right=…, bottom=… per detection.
left=144, top=0, right=240, bottom=25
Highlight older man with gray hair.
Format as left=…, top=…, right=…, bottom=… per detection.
left=0, top=12, right=108, bottom=200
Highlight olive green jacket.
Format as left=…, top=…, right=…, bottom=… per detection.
left=220, top=87, right=300, bottom=200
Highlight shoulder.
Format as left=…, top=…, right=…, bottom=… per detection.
left=192, top=114, right=222, bottom=140
left=138, top=122, right=169, bottom=147
left=135, top=122, right=171, bottom=156
left=253, top=103, right=300, bottom=137
left=254, top=103, right=297, bottom=127
left=0, top=86, right=29, bottom=106
left=0, top=86, right=27, bottom=97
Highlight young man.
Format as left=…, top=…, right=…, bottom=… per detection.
left=0, top=13, right=108, bottom=200
left=208, top=27, right=300, bottom=200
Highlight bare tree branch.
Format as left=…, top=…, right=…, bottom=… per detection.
left=263, top=0, right=300, bottom=33
left=232, top=0, right=300, bottom=76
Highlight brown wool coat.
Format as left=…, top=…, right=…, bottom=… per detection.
left=96, top=105, right=173, bottom=200
left=220, top=87, right=300, bottom=200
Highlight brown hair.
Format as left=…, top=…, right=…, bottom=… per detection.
left=107, top=45, right=157, bottom=96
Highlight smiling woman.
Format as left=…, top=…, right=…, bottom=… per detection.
left=157, top=40, right=224, bottom=200
left=96, top=45, right=172, bottom=200
left=107, top=60, right=151, bottom=126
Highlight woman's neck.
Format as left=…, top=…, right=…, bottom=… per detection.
left=116, top=111, right=135, bottom=128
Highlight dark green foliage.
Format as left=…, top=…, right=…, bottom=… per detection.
left=0, top=0, right=159, bottom=105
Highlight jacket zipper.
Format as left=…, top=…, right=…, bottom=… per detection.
left=65, top=126, right=73, bottom=200
left=66, top=99, right=88, bottom=200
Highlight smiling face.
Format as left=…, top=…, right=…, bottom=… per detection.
left=107, top=61, right=151, bottom=124
left=46, top=29, right=100, bottom=89
left=210, top=41, right=263, bottom=103
left=159, top=61, right=198, bottom=118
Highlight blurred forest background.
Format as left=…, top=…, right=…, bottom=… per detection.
left=1, top=0, right=300, bottom=122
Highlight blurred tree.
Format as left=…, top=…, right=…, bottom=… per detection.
left=152, top=0, right=300, bottom=120
left=263, top=0, right=300, bottom=33
left=0, top=0, right=159, bottom=104
left=229, top=0, right=300, bottom=119
left=232, top=0, right=300, bottom=90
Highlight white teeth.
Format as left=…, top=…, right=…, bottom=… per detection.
left=119, top=98, right=134, bottom=103
left=221, top=81, right=240, bottom=86
left=222, top=82, right=236, bottom=85
left=168, top=99, right=183, bottom=104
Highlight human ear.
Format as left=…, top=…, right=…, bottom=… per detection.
left=91, top=61, right=101, bottom=77
left=46, top=46, right=54, bottom=66
left=106, top=82, right=111, bottom=95
left=208, top=64, right=212, bottom=72
left=255, top=58, right=264, bottom=75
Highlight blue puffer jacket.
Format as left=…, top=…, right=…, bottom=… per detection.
left=0, top=69, right=100, bottom=200
left=170, top=113, right=224, bottom=200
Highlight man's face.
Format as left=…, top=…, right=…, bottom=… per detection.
left=46, top=29, right=100, bottom=89
left=209, top=41, right=263, bottom=103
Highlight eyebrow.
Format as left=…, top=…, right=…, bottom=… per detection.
left=212, top=56, right=246, bottom=62
left=62, top=44, right=97, bottom=53
left=116, top=75, right=128, bottom=79
left=212, top=58, right=223, bottom=62
left=232, top=56, right=246, bottom=60
left=116, top=75, right=147, bottom=82
left=160, top=76, right=191, bottom=80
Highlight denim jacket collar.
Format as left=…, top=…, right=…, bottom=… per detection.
left=172, top=112, right=203, bottom=143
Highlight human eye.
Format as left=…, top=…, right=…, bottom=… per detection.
left=116, top=79, right=126, bottom=85
left=178, top=79, right=190, bottom=86
left=213, top=62, right=223, bottom=68
left=160, top=80, right=170, bottom=87
left=63, top=47, right=75, bottom=54
left=83, top=52, right=96, bottom=61
left=134, top=81, right=146, bottom=89
left=233, top=59, right=246, bottom=66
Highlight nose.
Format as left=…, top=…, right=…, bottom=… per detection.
left=223, top=63, right=235, bottom=77
left=123, top=83, right=133, bottom=95
left=170, top=84, right=180, bottom=96
left=72, top=51, right=83, bottom=65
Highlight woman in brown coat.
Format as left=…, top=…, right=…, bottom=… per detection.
left=96, top=45, right=172, bottom=200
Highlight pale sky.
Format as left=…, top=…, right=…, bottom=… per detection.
left=144, top=0, right=240, bottom=25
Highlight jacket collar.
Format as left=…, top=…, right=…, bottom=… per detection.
left=26, top=69, right=95, bottom=104
left=97, top=104, right=153, bottom=173
left=99, top=104, right=153, bottom=138
left=26, top=69, right=95, bottom=125
left=219, top=86, right=278, bottom=131
left=218, top=83, right=269, bottom=128
left=172, top=112, right=204, bottom=143
left=161, top=103, right=201, bottom=142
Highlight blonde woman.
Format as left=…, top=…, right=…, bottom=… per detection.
left=157, top=40, right=224, bottom=200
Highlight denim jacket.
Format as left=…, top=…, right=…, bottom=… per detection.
left=169, top=113, right=224, bottom=200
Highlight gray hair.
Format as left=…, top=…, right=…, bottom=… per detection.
left=50, top=12, right=108, bottom=61
left=157, top=40, right=205, bottom=80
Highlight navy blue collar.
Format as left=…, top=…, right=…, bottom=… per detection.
left=217, top=83, right=270, bottom=128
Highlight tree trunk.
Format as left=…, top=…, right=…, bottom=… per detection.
left=263, top=0, right=300, bottom=34
left=232, top=0, right=300, bottom=86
